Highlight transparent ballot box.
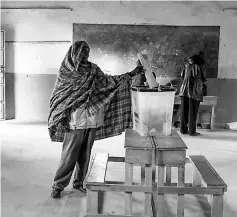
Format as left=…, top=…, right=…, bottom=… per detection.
left=131, top=86, right=176, bottom=136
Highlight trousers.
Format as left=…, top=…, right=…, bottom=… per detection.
left=52, top=128, right=96, bottom=190
left=180, top=97, right=200, bottom=135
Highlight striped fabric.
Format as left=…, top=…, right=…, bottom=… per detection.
left=179, top=62, right=206, bottom=102
left=48, top=41, right=134, bottom=142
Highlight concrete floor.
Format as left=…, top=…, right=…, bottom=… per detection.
left=1, top=120, right=237, bottom=217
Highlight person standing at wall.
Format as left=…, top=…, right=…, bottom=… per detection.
left=48, top=41, right=144, bottom=198
left=179, top=56, right=206, bottom=136
left=191, top=51, right=208, bottom=129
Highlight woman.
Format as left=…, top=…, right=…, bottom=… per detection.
left=179, top=57, right=206, bottom=136
left=48, top=41, right=144, bottom=198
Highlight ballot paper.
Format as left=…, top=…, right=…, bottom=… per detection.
left=137, top=53, right=158, bottom=88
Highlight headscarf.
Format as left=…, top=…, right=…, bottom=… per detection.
left=59, top=41, right=90, bottom=72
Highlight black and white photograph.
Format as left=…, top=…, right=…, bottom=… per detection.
left=1, top=1, right=237, bottom=217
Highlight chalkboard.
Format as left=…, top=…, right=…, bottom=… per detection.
left=73, top=24, right=220, bottom=78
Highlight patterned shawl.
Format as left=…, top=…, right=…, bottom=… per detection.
left=48, top=41, right=133, bottom=142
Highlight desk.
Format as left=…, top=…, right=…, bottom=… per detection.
left=124, top=129, right=187, bottom=217
left=174, top=96, right=218, bottom=129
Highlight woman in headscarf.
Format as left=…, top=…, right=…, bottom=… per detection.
left=179, top=57, right=206, bottom=136
left=48, top=41, right=144, bottom=198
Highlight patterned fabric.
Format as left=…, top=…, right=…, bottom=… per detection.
left=48, top=41, right=134, bottom=142
left=179, top=61, right=206, bottom=102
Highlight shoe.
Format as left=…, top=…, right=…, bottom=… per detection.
left=189, top=132, right=201, bottom=136
left=181, top=132, right=188, bottom=135
left=180, top=130, right=188, bottom=135
left=73, top=184, right=87, bottom=193
left=51, top=188, right=62, bottom=199
left=197, top=124, right=202, bottom=129
left=173, top=121, right=180, bottom=128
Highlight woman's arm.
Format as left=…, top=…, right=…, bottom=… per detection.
left=96, top=61, right=144, bottom=83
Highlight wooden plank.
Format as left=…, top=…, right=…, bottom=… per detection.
left=125, top=128, right=187, bottom=152
left=87, top=184, right=153, bottom=192
left=157, top=165, right=164, bottom=217
left=124, top=129, right=153, bottom=149
left=104, top=161, right=143, bottom=185
left=141, top=165, right=145, bottom=184
left=157, top=187, right=223, bottom=195
left=86, top=153, right=109, bottom=183
left=88, top=182, right=193, bottom=188
left=144, top=164, right=152, bottom=216
left=152, top=166, right=156, bottom=186
left=156, top=150, right=186, bottom=165
left=211, top=195, right=223, bottom=217
left=178, top=166, right=185, bottom=187
left=152, top=193, right=157, bottom=217
left=86, top=184, right=224, bottom=194
left=163, top=182, right=192, bottom=187
left=177, top=193, right=184, bottom=217
left=192, top=167, right=202, bottom=187
left=126, top=148, right=153, bottom=164
left=104, top=181, right=125, bottom=185
left=152, top=165, right=157, bottom=217
left=86, top=214, right=141, bottom=217
left=190, top=155, right=227, bottom=190
left=155, top=182, right=198, bottom=187
left=87, top=190, right=98, bottom=213
left=125, top=163, right=133, bottom=215
left=151, top=142, right=156, bottom=181
left=177, top=166, right=185, bottom=217
left=108, top=156, right=125, bottom=162
left=211, top=105, right=216, bottom=130
left=152, top=130, right=188, bottom=150
left=104, top=181, right=141, bottom=185
left=166, top=166, right=172, bottom=185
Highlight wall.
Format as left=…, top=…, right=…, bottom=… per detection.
left=207, top=78, right=237, bottom=123
left=5, top=73, right=56, bottom=120
left=1, top=1, right=237, bottom=123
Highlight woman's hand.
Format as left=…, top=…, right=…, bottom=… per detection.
left=129, top=60, right=145, bottom=77
left=136, top=60, right=142, bottom=67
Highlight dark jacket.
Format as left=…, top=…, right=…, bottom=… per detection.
left=179, top=62, right=206, bottom=102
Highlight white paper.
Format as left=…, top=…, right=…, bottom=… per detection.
left=137, top=53, right=158, bottom=88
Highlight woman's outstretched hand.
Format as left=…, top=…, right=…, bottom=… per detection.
left=129, top=60, right=145, bottom=77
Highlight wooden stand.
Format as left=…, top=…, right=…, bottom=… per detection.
left=83, top=129, right=227, bottom=217
left=125, top=129, right=187, bottom=217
